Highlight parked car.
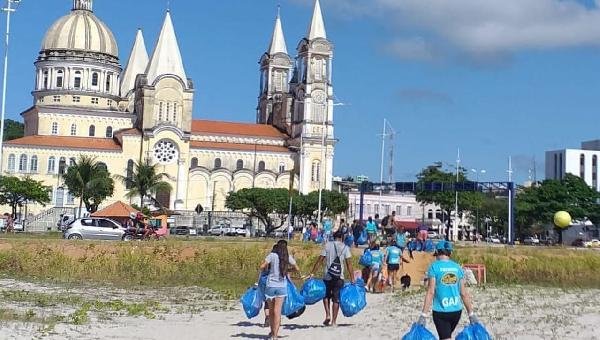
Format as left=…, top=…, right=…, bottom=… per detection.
left=57, top=214, right=75, bottom=231
left=486, top=236, right=501, bottom=244
left=63, top=218, right=125, bottom=240
left=170, top=226, right=196, bottom=236
left=522, top=237, right=540, bottom=245
left=584, top=239, right=600, bottom=248
left=540, top=237, right=557, bottom=246
left=208, top=226, right=225, bottom=236
left=233, top=226, right=250, bottom=237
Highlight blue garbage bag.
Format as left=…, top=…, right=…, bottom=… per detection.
left=315, top=233, right=324, bottom=244
left=456, top=323, right=492, bottom=340
left=339, top=283, right=367, bottom=317
left=344, top=235, right=354, bottom=247
left=303, top=231, right=311, bottom=242
left=359, top=249, right=372, bottom=267
left=240, top=286, right=263, bottom=319
left=357, top=230, right=368, bottom=245
left=355, top=277, right=366, bottom=288
left=282, top=278, right=305, bottom=318
left=301, top=278, right=326, bottom=305
left=258, top=272, right=268, bottom=300
left=401, top=323, right=437, bottom=340
left=424, top=239, right=435, bottom=252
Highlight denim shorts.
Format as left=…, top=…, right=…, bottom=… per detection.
left=264, top=286, right=287, bottom=299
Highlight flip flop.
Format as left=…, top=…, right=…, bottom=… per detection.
left=323, top=319, right=331, bottom=326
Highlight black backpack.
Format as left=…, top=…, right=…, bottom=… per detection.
left=327, top=243, right=345, bottom=280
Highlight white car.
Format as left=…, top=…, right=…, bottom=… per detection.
left=208, top=226, right=224, bottom=236
left=584, top=239, right=600, bottom=248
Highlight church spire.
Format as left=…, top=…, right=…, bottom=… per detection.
left=73, top=0, right=93, bottom=11
left=145, top=11, right=188, bottom=86
left=120, top=29, right=149, bottom=97
left=306, top=0, right=326, bottom=40
left=268, top=7, right=288, bottom=55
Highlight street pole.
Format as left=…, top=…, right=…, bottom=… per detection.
left=379, top=118, right=386, bottom=215
left=507, top=156, right=514, bottom=245
left=0, top=0, right=20, bottom=172
left=453, top=148, right=460, bottom=241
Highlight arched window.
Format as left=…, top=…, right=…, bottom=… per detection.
left=105, top=74, right=111, bottom=92
left=236, top=159, right=244, bottom=170
left=166, top=103, right=171, bottom=121
left=69, top=157, right=76, bottom=167
left=580, top=154, right=586, bottom=179
left=7, top=154, right=15, bottom=172
left=47, top=156, right=56, bottom=174
left=258, top=161, right=266, bottom=172
left=43, top=70, right=49, bottom=89
left=105, top=126, right=113, bottom=138
left=88, top=125, right=95, bottom=137
left=279, top=163, right=285, bottom=174
left=214, top=158, right=222, bottom=169
left=70, top=123, right=77, bottom=136
left=173, top=103, right=178, bottom=122
left=91, top=72, right=99, bottom=87
left=51, top=122, right=58, bottom=135
left=427, top=209, right=433, bottom=219
left=56, top=70, right=64, bottom=88
left=58, top=157, right=67, bottom=175
left=190, top=157, right=198, bottom=169
left=125, top=160, right=134, bottom=189
left=311, top=160, right=321, bottom=182
left=30, top=155, right=38, bottom=173
left=158, top=102, right=164, bottom=121
left=73, top=71, right=82, bottom=89
left=18, top=154, right=28, bottom=172
left=97, top=162, right=107, bottom=172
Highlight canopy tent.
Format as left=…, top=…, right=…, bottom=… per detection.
left=91, top=201, right=139, bottom=220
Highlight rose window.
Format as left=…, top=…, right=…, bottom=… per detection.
left=153, top=140, right=178, bottom=165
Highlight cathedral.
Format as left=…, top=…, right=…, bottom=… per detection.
left=1, top=0, right=336, bottom=213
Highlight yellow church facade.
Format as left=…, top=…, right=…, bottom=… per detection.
left=1, top=0, right=336, bottom=215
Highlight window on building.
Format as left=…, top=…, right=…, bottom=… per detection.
left=88, top=125, right=95, bottom=137
left=214, top=158, right=222, bottom=169
left=29, top=155, right=38, bottom=173
left=236, top=159, right=244, bottom=170
left=311, top=161, right=321, bottom=182
left=97, top=162, right=107, bottom=172
left=47, top=156, right=56, bottom=174
left=58, top=157, right=67, bottom=175
left=43, top=70, right=49, bottom=89
left=126, top=160, right=134, bottom=189
left=53, top=95, right=61, bottom=103
left=67, top=191, right=75, bottom=205
left=279, top=163, right=285, bottom=174
left=407, top=206, right=412, bottom=216
left=593, top=155, right=598, bottom=190
left=56, top=70, right=64, bottom=88
left=427, top=209, right=433, bottom=219
left=374, top=204, right=379, bottom=214
left=73, top=96, right=81, bottom=103
left=69, top=157, right=76, bottom=167
left=395, top=205, right=402, bottom=216
left=107, top=99, right=112, bottom=106
left=105, top=126, right=113, bottom=138
left=158, top=102, right=164, bottom=121
left=580, top=154, right=586, bottom=179
left=70, top=124, right=77, bottom=136
left=18, top=154, right=28, bottom=172
left=366, top=204, right=371, bottom=214
left=554, top=153, right=558, bottom=179
left=166, top=103, right=171, bottom=121
left=258, top=161, right=266, bottom=172
left=190, top=157, right=198, bottom=169
left=74, top=71, right=82, bottom=89
left=559, top=153, right=563, bottom=179
left=313, top=58, right=323, bottom=81
left=91, top=97, right=99, bottom=104
left=7, top=154, right=15, bottom=172
left=91, top=72, right=99, bottom=86
left=51, top=122, right=58, bottom=135
left=173, top=103, right=178, bottom=122
left=105, top=74, right=111, bottom=92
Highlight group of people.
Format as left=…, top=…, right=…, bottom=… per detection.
left=258, top=221, right=481, bottom=340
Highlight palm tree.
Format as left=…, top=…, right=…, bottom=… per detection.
left=62, top=155, right=115, bottom=217
left=116, top=158, right=172, bottom=208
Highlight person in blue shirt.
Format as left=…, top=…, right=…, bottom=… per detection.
left=384, top=241, right=410, bottom=292
left=365, top=216, right=378, bottom=243
left=418, top=240, right=479, bottom=340
left=365, top=240, right=384, bottom=293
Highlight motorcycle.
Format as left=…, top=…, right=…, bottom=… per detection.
left=123, top=223, right=168, bottom=241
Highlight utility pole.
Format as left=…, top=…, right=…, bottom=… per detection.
left=0, top=0, right=21, bottom=172
left=378, top=118, right=386, bottom=214
left=453, top=148, right=460, bottom=241
left=507, top=156, right=514, bottom=244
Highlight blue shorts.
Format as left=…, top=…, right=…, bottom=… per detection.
left=264, top=286, right=287, bottom=299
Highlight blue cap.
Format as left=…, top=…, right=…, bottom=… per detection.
left=435, top=240, right=453, bottom=252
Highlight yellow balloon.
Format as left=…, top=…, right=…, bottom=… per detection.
left=554, top=211, right=572, bottom=229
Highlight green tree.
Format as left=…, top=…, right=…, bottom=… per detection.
left=62, top=155, right=114, bottom=215
left=3, top=119, right=24, bottom=141
left=294, top=190, right=349, bottom=223
left=116, top=159, right=172, bottom=208
left=0, top=176, right=51, bottom=217
left=225, top=188, right=292, bottom=233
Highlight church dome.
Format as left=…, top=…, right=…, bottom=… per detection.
left=41, top=1, right=118, bottom=57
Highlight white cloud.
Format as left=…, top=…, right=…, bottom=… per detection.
left=318, top=0, right=600, bottom=61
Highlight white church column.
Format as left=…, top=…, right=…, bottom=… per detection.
left=175, top=158, right=187, bottom=210
left=325, top=147, right=334, bottom=190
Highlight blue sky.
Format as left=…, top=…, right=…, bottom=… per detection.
left=3, top=0, right=600, bottom=184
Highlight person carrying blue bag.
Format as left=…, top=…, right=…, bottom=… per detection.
left=308, top=228, right=355, bottom=327
left=259, top=240, right=301, bottom=340
left=416, top=240, right=481, bottom=340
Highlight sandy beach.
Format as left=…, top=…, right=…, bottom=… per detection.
left=0, top=278, right=598, bottom=340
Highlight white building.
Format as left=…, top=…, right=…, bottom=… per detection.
left=347, top=191, right=440, bottom=222
left=545, top=140, right=600, bottom=190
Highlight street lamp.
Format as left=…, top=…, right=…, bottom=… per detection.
left=0, top=0, right=21, bottom=172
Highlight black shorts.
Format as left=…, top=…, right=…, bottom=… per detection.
left=387, top=263, right=400, bottom=271
left=432, top=311, right=462, bottom=339
left=324, top=278, right=344, bottom=303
